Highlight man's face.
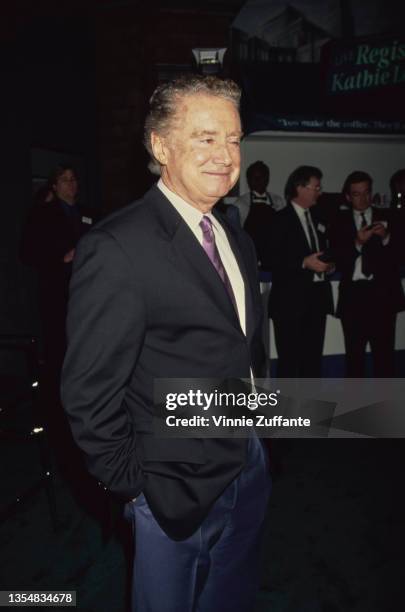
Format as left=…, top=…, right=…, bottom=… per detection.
left=152, top=93, right=242, bottom=212
left=346, top=181, right=371, bottom=211
left=248, top=169, right=269, bottom=194
left=295, top=176, right=322, bottom=208
left=54, top=169, right=78, bottom=203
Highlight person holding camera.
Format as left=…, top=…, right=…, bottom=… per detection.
left=329, top=170, right=405, bottom=377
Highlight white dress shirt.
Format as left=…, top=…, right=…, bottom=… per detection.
left=352, top=207, right=374, bottom=281
left=158, top=179, right=247, bottom=335
left=158, top=180, right=256, bottom=410
left=234, top=190, right=285, bottom=226
left=291, top=202, right=324, bottom=282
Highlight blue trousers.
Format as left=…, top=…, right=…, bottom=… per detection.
left=126, top=436, right=271, bottom=612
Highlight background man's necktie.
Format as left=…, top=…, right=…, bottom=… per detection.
left=360, top=212, right=372, bottom=277
left=304, top=209, right=322, bottom=280
left=304, top=209, right=318, bottom=252
left=199, top=215, right=238, bottom=313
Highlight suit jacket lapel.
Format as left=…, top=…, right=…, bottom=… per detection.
left=351, top=212, right=358, bottom=238
left=149, top=187, right=242, bottom=333
left=288, top=204, right=312, bottom=255
left=212, top=209, right=257, bottom=343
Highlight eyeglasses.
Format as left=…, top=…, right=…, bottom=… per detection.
left=305, top=184, right=322, bottom=192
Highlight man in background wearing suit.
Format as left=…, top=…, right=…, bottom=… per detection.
left=266, top=165, right=335, bottom=378
left=61, top=75, right=270, bottom=612
left=329, top=170, right=405, bottom=377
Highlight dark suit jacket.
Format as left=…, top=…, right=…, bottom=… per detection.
left=244, top=202, right=275, bottom=270
left=61, top=186, right=264, bottom=540
left=21, top=198, right=93, bottom=362
left=265, top=203, right=334, bottom=320
left=21, top=198, right=90, bottom=265
left=20, top=198, right=92, bottom=298
left=328, top=207, right=405, bottom=318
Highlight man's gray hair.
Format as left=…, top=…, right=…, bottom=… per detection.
left=144, top=74, right=241, bottom=163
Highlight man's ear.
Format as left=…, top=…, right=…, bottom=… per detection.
left=151, top=132, right=169, bottom=166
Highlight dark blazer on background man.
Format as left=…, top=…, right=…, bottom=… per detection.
left=243, top=200, right=275, bottom=270
left=266, top=203, right=334, bottom=320
left=264, top=203, right=334, bottom=378
left=61, top=185, right=265, bottom=541
left=20, top=197, right=92, bottom=366
left=329, top=207, right=405, bottom=318
left=329, top=206, right=405, bottom=376
left=21, top=197, right=90, bottom=280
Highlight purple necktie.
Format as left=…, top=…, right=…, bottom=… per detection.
left=199, top=215, right=238, bottom=313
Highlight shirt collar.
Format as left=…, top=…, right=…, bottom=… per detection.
left=353, top=206, right=371, bottom=216
left=158, top=178, right=218, bottom=231
left=291, top=200, right=309, bottom=219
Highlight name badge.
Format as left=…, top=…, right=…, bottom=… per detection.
left=82, top=216, right=93, bottom=225
left=317, top=223, right=326, bottom=233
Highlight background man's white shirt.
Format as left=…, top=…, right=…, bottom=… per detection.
left=234, top=190, right=285, bottom=226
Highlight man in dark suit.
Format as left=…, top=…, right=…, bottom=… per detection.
left=266, top=166, right=335, bottom=378
left=329, top=170, right=405, bottom=377
left=61, top=76, right=270, bottom=612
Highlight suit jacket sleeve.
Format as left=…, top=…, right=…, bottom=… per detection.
left=328, top=212, right=396, bottom=276
left=264, top=211, right=312, bottom=280
left=61, top=228, right=146, bottom=499
left=21, top=203, right=81, bottom=269
left=328, top=215, right=359, bottom=272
